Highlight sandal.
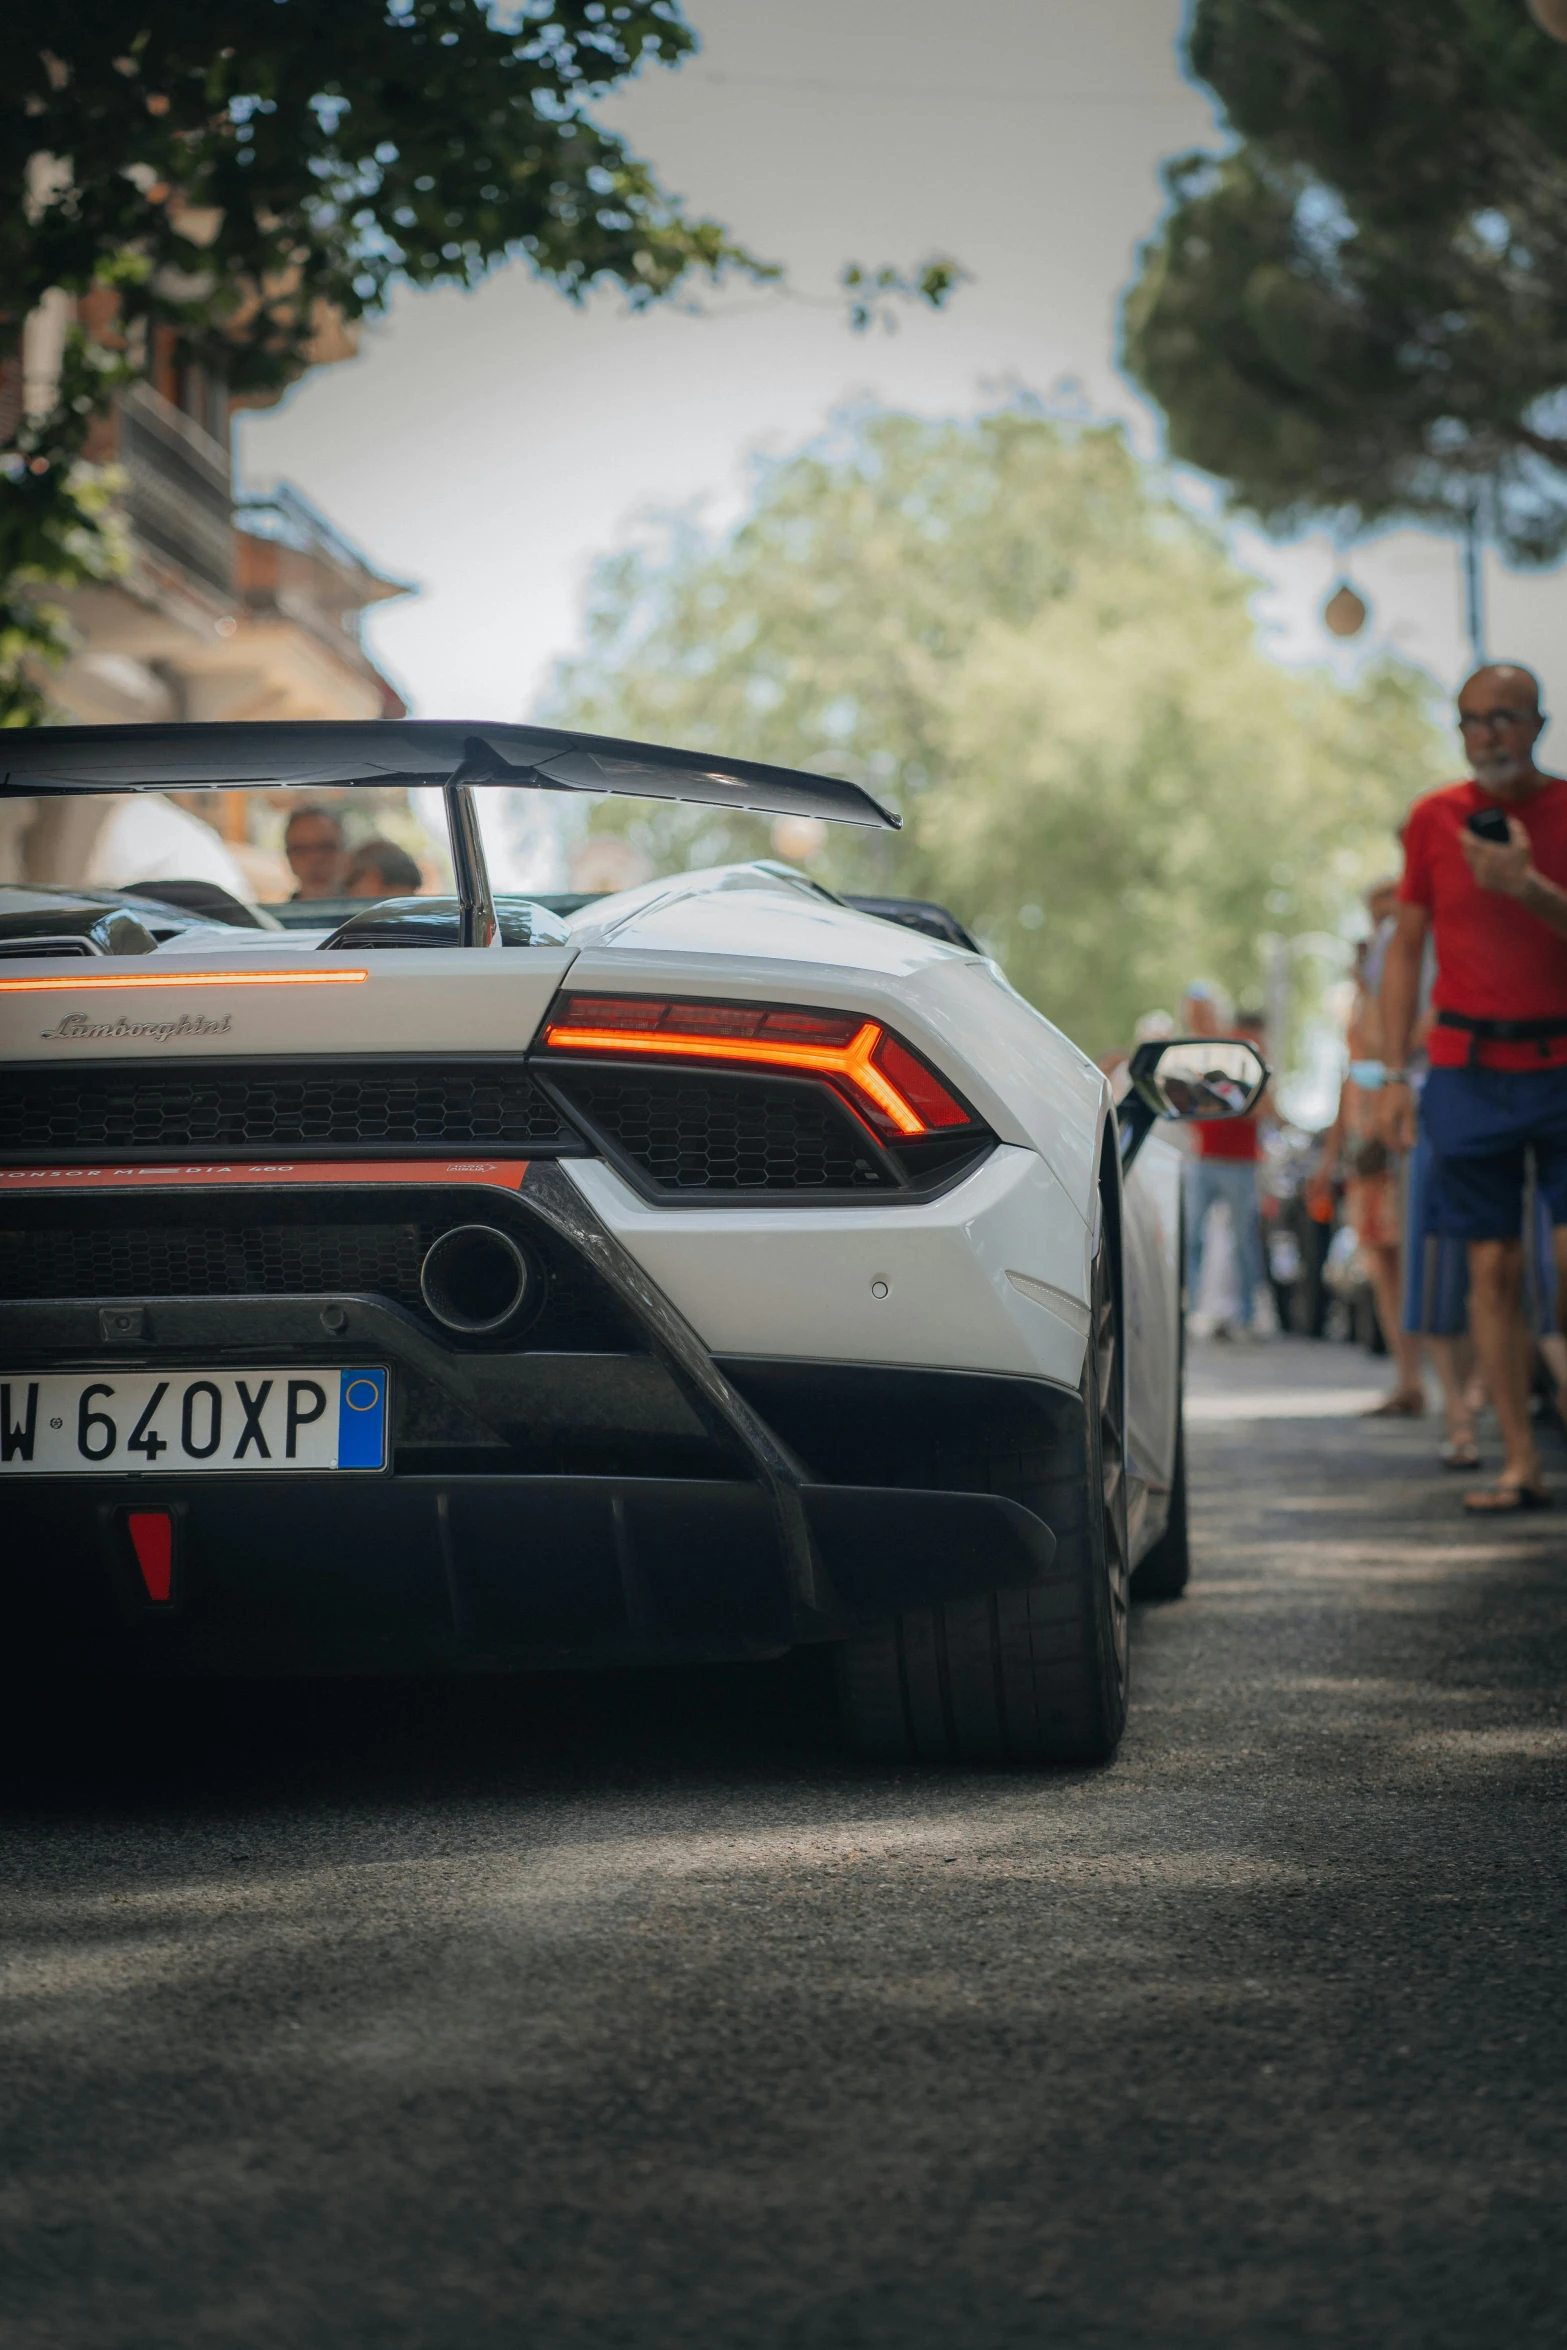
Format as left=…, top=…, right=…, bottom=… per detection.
left=1362, top=1391, right=1426, bottom=1419
left=1462, top=1481, right=1550, bottom=1514
left=1441, top=1434, right=1481, bottom=1471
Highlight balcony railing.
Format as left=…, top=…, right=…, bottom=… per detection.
left=120, top=382, right=233, bottom=596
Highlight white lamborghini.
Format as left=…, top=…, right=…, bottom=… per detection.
left=0, top=723, right=1263, bottom=1765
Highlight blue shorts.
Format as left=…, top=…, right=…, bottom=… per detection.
left=1421, top=1064, right=1567, bottom=1242
left=1403, top=1113, right=1558, bottom=1329
left=1403, top=1122, right=1471, bottom=1331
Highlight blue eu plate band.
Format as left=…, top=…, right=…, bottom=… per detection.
left=337, top=1369, right=387, bottom=1469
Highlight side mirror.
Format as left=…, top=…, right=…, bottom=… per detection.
left=1119, top=1036, right=1269, bottom=1172
left=1129, top=1037, right=1267, bottom=1121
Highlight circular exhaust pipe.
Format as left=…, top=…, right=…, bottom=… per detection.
left=419, top=1224, right=532, bottom=1335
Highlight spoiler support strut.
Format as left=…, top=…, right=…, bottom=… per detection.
left=442, top=781, right=499, bottom=950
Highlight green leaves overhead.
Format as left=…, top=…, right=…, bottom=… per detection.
left=547, top=407, right=1446, bottom=1057
left=1122, top=1, right=1567, bottom=562
left=3, top=8, right=964, bottom=721
left=2, top=4, right=771, bottom=723
left=1187, top=0, right=1557, bottom=230
left=1, top=3, right=770, bottom=395
left=0, top=330, right=132, bottom=726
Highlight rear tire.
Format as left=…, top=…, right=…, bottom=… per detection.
left=1129, top=1403, right=1189, bottom=1599
left=834, top=1236, right=1130, bottom=1766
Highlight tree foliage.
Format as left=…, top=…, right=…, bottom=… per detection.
left=546, top=406, right=1447, bottom=1057
left=3, top=6, right=962, bottom=722
left=0, top=332, right=132, bottom=727
left=3, top=3, right=763, bottom=395
left=3, top=2, right=763, bottom=721
left=1122, top=1, right=1567, bottom=562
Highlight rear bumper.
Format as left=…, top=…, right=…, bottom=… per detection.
left=5, top=1472, right=1055, bottom=1675
left=0, top=1157, right=1072, bottom=1675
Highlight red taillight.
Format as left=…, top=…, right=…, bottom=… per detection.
left=127, top=1511, right=173, bottom=1603
left=541, top=995, right=972, bottom=1140
left=559, top=997, right=860, bottom=1046
left=870, top=1031, right=971, bottom=1130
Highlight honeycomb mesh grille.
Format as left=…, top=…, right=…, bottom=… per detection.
left=550, top=1066, right=893, bottom=1193
left=0, top=1060, right=575, bottom=1160
left=3, top=1221, right=426, bottom=1306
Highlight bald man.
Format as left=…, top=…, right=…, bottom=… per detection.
left=1382, top=662, right=1567, bottom=1511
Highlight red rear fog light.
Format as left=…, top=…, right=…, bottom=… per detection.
left=127, top=1511, right=173, bottom=1604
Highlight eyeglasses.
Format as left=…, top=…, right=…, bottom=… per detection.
left=1458, top=709, right=1532, bottom=731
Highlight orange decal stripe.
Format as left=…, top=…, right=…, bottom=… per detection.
left=0, top=969, right=367, bottom=994
left=0, top=1160, right=531, bottom=1191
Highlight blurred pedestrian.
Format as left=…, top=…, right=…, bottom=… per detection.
left=1096, top=1009, right=1174, bottom=1094
left=1181, top=981, right=1267, bottom=1339
left=284, top=805, right=349, bottom=901
left=346, top=839, right=425, bottom=898
left=1382, top=848, right=1486, bottom=1469
left=1314, top=930, right=1439, bottom=1422
left=1382, top=662, right=1567, bottom=1511
left=1180, top=980, right=1227, bottom=1041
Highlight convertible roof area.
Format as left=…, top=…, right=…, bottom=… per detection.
left=0, top=722, right=898, bottom=951
left=0, top=720, right=899, bottom=831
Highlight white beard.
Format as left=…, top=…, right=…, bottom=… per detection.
left=1472, top=753, right=1534, bottom=790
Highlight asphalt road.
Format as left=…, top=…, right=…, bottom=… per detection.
left=5, top=1335, right=1567, bottom=2350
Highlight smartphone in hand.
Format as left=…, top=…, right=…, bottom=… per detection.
left=1467, top=807, right=1512, bottom=843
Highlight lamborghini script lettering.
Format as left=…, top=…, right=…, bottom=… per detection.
left=39, top=1011, right=233, bottom=1044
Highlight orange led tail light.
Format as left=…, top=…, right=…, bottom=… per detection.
left=542, top=995, right=972, bottom=1138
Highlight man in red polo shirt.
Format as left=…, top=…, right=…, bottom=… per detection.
left=1382, top=663, right=1567, bottom=1511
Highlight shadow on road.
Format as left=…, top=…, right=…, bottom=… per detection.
left=5, top=1340, right=1567, bottom=2350
left=0, top=1646, right=853, bottom=1828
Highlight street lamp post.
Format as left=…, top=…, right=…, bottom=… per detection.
left=1463, top=489, right=1487, bottom=665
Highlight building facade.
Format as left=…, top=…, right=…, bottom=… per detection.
left=1, top=323, right=413, bottom=899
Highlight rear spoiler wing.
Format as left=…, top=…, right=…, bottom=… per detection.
left=0, top=721, right=899, bottom=949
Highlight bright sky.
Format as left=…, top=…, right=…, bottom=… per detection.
left=236, top=0, right=1567, bottom=757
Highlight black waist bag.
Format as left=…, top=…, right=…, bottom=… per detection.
left=1436, top=1010, right=1567, bottom=1066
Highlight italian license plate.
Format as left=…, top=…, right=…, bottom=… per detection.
left=0, top=1368, right=387, bottom=1475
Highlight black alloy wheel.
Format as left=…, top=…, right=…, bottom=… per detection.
left=1130, top=1401, right=1190, bottom=1600
left=1130, top=1221, right=1190, bottom=1601
left=1092, top=1231, right=1132, bottom=1695
left=834, top=1226, right=1131, bottom=1767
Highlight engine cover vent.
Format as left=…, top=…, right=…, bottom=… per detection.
left=0, top=1058, right=583, bottom=1162
left=546, top=1065, right=897, bottom=1195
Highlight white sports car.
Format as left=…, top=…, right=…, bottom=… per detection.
left=0, top=723, right=1263, bottom=1765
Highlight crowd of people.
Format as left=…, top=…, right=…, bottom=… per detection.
left=1167, top=660, right=1567, bottom=1515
